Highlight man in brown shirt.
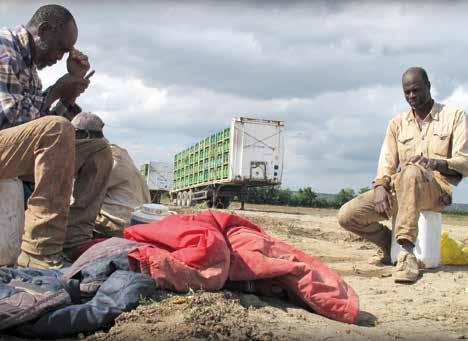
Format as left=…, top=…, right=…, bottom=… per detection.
left=338, top=67, right=468, bottom=283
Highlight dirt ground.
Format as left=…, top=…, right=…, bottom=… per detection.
left=2, top=203, right=467, bottom=341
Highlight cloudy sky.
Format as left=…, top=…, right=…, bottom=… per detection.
left=3, top=1, right=468, bottom=202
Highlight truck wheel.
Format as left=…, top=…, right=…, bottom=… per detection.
left=187, top=190, right=193, bottom=207
left=176, top=192, right=182, bottom=207
left=181, top=191, right=188, bottom=207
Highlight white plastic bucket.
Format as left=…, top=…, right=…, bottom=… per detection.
left=0, top=178, right=25, bottom=266
left=130, top=204, right=175, bottom=225
left=391, top=211, right=442, bottom=268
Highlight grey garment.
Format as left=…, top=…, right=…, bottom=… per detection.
left=0, top=268, right=77, bottom=331
left=63, top=238, right=142, bottom=296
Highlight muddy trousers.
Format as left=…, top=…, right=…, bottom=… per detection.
left=0, top=117, right=75, bottom=256
left=64, top=138, right=113, bottom=253
left=338, top=165, right=448, bottom=248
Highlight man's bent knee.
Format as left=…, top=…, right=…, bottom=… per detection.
left=399, top=164, right=425, bottom=182
left=338, top=201, right=356, bottom=230
left=40, top=116, right=74, bottom=138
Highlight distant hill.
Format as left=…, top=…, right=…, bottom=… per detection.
left=445, top=203, right=468, bottom=211
left=316, top=193, right=336, bottom=202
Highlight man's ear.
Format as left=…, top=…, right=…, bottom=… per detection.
left=37, top=22, right=51, bottom=37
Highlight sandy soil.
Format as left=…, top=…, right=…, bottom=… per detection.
left=2, top=203, right=467, bottom=340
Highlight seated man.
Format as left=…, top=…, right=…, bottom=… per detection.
left=0, top=5, right=112, bottom=269
left=71, top=112, right=150, bottom=239
left=338, top=67, right=468, bottom=283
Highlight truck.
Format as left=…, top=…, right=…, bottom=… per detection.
left=170, top=117, right=284, bottom=208
left=140, top=161, right=173, bottom=203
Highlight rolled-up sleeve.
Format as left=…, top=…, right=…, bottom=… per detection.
left=446, top=110, right=468, bottom=177
left=374, top=119, right=399, bottom=182
left=0, top=55, right=46, bottom=127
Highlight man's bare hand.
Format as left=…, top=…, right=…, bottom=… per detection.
left=67, top=48, right=90, bottom=78
left=374, top=186, right=392, bottom=218
left=407, top=154, right=436, bottom=169
left=52, top=74, right=90, bottom=102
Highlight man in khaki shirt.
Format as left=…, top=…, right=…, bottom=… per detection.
left=338, top=67, right=468, bottom=283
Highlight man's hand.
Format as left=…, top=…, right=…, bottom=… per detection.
left=407, top=154, right=436, bottom=169
left=67, top=48, right=90, bottom=78
left=374, top=186, right=392, bottom=218
left=52, top=74, right=90, bottom=103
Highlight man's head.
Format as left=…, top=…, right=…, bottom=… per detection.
left=26, top=5, right=77, bottom=69
left=71, top=112, right=105, bottom=139
left=402, top=67, right=432, bottom=112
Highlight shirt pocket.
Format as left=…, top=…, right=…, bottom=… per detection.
left=397, top=134, right=415, bottom=164
left=431, top=129, right=451, bottom=157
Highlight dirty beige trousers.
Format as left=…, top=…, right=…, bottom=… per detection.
left=338, top=164, right=449, bottom=247
left=63, top=138, right=112, bottom=252
left=0, top=116, right=75, bottom=256
left=94, top=144, right=150, bottom=238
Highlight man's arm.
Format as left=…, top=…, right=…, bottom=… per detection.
left=0, top=55, right=50, bottom=126
left=373, top=120, right=399, bottom=217
left=445, top=110, right=468, bottom=177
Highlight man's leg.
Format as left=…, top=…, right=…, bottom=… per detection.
left=392, top=164, right=446, bottom=282
left=63, top=139, right=112, bottom=260
left=0, top=117, right=75, bottom=268
left=338, top=190, right=393, bottom=264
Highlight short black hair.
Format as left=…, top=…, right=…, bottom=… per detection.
left=403, top=67, right=430, bottom=86
left=27, top=4, right=74, bottom=30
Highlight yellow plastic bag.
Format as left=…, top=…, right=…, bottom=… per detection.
left=440, top=230, right=468, bottom=265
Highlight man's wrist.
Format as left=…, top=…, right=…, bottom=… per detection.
left=372, top=176, right=391, bottom=190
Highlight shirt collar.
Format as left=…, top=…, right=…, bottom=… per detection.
left=13, top=25, right=34, bottom=67
left=404, top=101, right=442, bottom=122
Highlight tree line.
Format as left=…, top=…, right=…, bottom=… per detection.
left=245, top=186, right=370, bottom=209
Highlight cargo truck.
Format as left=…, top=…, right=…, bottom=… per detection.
left=170, top=117, right=284, bottom=208
left=140, top=161, right=173, bottom=203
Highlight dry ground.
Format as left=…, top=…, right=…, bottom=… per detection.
left=2, top=203, right=467, bottom=341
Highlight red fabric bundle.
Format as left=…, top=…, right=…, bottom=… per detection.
left=124, top=210, right=359, bottom=324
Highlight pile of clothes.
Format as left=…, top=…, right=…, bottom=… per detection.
left=0, top=210, right=359, bottom=338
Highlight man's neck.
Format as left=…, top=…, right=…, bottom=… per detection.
left=413, top=99, right=434, bottom=121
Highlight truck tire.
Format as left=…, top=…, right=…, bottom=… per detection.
left=181, top=191, right=188, bottom=207
left=187, top=190, right=193, bottom=207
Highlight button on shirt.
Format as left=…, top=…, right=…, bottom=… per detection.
left=0, top=25, right=80, bottom=130
left=375, top=102, right=468, bottom=188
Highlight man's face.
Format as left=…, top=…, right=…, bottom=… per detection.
left=35, top=20, right=77, bottom=69
left=402, top=72, right=431, bottom=111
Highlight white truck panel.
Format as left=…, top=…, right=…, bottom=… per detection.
left=229, top=117, right=284, bottom=184
left=146, top=161, right=173, bottom=191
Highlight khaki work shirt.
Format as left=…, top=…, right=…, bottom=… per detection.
left=375, top=102, right=468, bottom=190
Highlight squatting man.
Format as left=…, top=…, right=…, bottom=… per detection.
left=338, top=67, right=468, bottom=283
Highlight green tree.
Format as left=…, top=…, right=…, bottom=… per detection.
left=358, top=186, right=371, bottom=195
left=334, top=188, right=356, bottom=208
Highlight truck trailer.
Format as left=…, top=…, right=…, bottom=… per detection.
left=170, top=117, right=284, bottom=208
left=140, top=161, right=173, bottom=203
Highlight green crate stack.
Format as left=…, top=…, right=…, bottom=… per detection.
left=173, top=127, right=231, bottom=190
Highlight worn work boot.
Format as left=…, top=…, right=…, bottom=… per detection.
left=393, top=250, right=419, bottom=283
left=368, top=246, right=391, bottom=265
left=16, top=251, right=70, bottom=270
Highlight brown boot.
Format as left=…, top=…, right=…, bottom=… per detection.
left=16, top=251, right=70, bottom=270
left=368, top=246, right=391, bottom=265
left=393, top=250, right=419, bottom=283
